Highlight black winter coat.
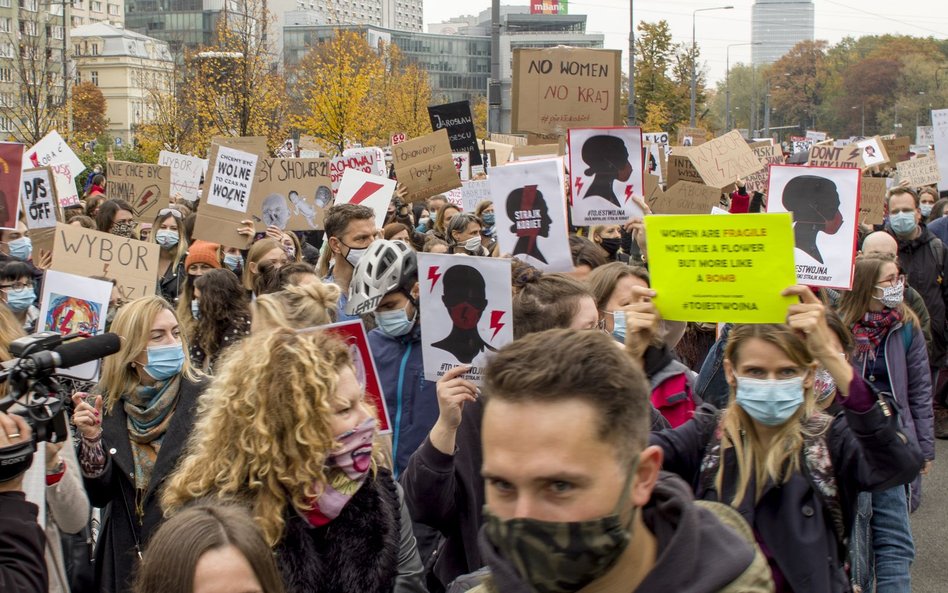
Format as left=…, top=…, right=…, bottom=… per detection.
left=0, top=492, right=47, bottom=593
left=651, top=395, right=923, bottom=593
left=81, top=376, right=206, bottom=593
left=892, top=226, right=948, bottom=366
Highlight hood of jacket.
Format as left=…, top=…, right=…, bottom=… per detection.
left=476, top=473, right=760, bottom=593
left=892, top=224, right=936, bottom=252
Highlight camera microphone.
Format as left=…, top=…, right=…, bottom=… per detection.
left=20, top=333, right=122, bottom=376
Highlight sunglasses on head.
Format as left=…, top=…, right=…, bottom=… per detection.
left=158, top=208, right=183, bottom=219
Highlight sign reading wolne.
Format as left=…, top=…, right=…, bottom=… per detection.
left=511, top=46, right=621, bottom=136
left=429, top=101, right=482, bottom=166
left=644, top=213, right=798, bottom=323
left=207, top=147, right=258, bottom=212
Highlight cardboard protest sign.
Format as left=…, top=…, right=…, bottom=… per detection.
left=0, top=142, right=23, bottom=230
left=806, top=130, right=828, bottom=142
left=417, top=253, right=513, bottom=384
left=566, top=127, right=644, bottom=224
left=490, top=133, right=528, bottom=146
left=678, top=127, right=707, bottom=146
left=314, top=320, right=392, bottom=434
left=644, top=213, right=797, bottom=323
left=106, top=161, right=171, bottom=222
left=330, top=147, right=387, bottom=195
left=933, top=109, right=948, bottom=193
left=211, top=135, right=267, bottom=154
left=745, top=144, right=784, bottom=193
left=429, top=100, right=482, bottom=166
left=461, top=180, right=491, bottom=213
left=882, top=136, right=911, bottom=166
left=335, top=169, right=396, bottom=228
left=250, top=158, right=332, bottom=231
left=667, top=154, right=703, bottom=188
left=392, top=129, right=461, bottom=203
left=20, top=167, right=58, bottom=230
left=452, top=152, right=471, bottom=181
left=24, top=131, right=83, bottom=176
left=807, top=144, right=864, bottom=169
left=858, top=177, right=888, bottom=226
left=489, top=158, right=572, bottom=272
left=644, top=132, right=670, bottom=145
left=857, top=137, right=889, bottom=168
left=158, top=151, right=207, bottom=203
left=642, top=173, right=663, bottom=212
left=511, top=47, right=621, bottom=135
left=917, top=126, right=934, bottom=146
left=897, top=156, right=941, bottom=188
left=687, top=130, right=763, bottom=189
left=482, top=140, right=514, bottom=166
left=38, top=270, right=112, bottom=381
left=51, top=223, right=160, bottom=300
left=193, top=144, right=260, bottom=249
left=653, top=181, right=722, bottom=215
left=512, top=144, right=562, bottom=161
left=767, top=165, right=861, bottom=289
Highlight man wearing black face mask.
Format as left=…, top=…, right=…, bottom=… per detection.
left=463, top=330, right=773, bottom=593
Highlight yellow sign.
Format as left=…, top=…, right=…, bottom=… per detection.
left=644, top=213, right=798, bottom=323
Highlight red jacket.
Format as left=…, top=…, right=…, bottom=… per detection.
left=729, top=188, right=750, bottom=214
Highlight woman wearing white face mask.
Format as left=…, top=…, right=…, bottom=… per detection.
left=70, top=296, right=206, bottom=593
left=837, top=253, right=933, bottom=593
left=446, top=213, right=489, bottom=257
left=651, top=285, right=923, bottom=593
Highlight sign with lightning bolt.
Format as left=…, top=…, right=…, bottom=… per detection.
left=416, top=252, right=514, bottom=385
left=335, top=169, right=396, bottom=228
left=566, top=126, right=646, bottom=225
left=106, top=160, right=171, bottom=222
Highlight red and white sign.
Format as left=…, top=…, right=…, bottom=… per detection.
left=335, top=169, right=396, bottom=228
left=390, top=132, right=407, bottom=146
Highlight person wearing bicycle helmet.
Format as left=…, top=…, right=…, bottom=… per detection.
left=346, top=239, right=438, bottom=477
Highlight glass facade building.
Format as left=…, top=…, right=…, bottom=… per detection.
left=125, top=0, right=221, bottom=55
left=751, top=0, right=814, bottom=66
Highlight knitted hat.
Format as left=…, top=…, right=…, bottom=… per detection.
left=185, top=241, right=221, bottom=270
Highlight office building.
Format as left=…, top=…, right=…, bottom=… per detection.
left=71, top=0, right=125, bottom=29
left=751, top=0, right=814, bottom=65
left=72, top=22, right=174, bottom=144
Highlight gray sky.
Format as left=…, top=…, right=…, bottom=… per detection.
left=424, top=0, right=948, bottom=85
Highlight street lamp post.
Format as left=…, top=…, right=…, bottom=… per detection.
left=691, top=5, right=733, bottom=127
left=726, top=41, right=760, bottom=131
left=628, top=0, right=635, bottom=125
left=852, top=104, right=865, bottom=137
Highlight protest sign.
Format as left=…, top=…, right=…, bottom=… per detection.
left=807, top=144, right=864, bottom=169
left=791, top=137, right=813, bottom=155
left=312, top=320, right=392, bottom=434
left=687, top=130, right=763, bottom=189
left=666, top=155, right=704, bottom=188
left=512, top=144, right=562, bottom=161
left=482, top=140, right=514, bottom=166
left=417, top=253, right=513, bottom=384
left=452, top=152, right=471, bottom=181
left=299, top=135, right=331, bottom=155
left=20, top=167, right=58, bottom=230
left=106, top=161, right=171, bottom=222
left=330, top=147, right=387, bottom=195
left=857, top=137, right=889, bottom=168
left=917, top=126, right=934, bottom=146
left=858, top=177, right=888, bottom=226
left=645, top=143, right=665, bottom=183
left=392, top=129, right=461, bottom=203
left=158, top=151, right=207, bottom=203
left=644, top=132, right=669, bottom=145
left=51, top=223, right=160, bottom=300
left=567, top=127, right=644, bottom=224
left=745, top=144, right=784, bottom=193
left=678, top=127, right=708, bottom=146
left=897, top=156, right=941, bottom=187
left=767, top=165, right=861, bottom=289
left=335, top=169, right=396, bottom=228
left=933, top=109, right=948, bottom=193
left=511, top=46, right=622, bottom=135
left=211, top=135, right=268, bottom=154
left=490, top=133, right=528, bottom=146
left=642, top=173, right=663, bottom=212
left=444, top=188, right=463, bottom=209
left=24, top=131, right=84, bottom=175
left=277, top=139, right=295, bottom=158
left=391, top=132, right=407, bottom=146
left=882, top=136, right=911, bottom=166
left=653, top=181, right=722, bottom=215
left=49, top=165, right=80, bottom=208
left=806, top=130, right=828, bottom=142
left=461, top=179, right=491, bottom=213
left=193, top=144, right=260, bottom=248
left=910, top=144, right=930, bottom=156
left=0, top=142, right=23, bottom=230
left=250, top=158, right=332, bottom=231
left=429, top=100, right=482, bottom=166
left=644, top=213, right=797, bottom=323
left=38, top=270, right=113, bottom=381
left=490, top=158, right=572, bottom=272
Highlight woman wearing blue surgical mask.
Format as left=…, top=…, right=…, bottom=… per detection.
left=0, top=261, right=38, bottom=332
left=651, top=285, right=923, bottom=593
left=70, top=296, right=207, bottom=593
left=474, top=200, right=498, bottom=256
left=1, top=220, right=33, bottom=263
left=837, top=253, right=933, bottom=593
left=150, top=208, right=189, bottom=304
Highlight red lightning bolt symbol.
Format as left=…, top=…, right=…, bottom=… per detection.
left=624, top=185, right=634, bottom=203
left=572, top=176, right=584, bottom=205
left=58, top=310, right=74, bottom=334
left=350, top=181, right=384, bottom=205
left=138, top=189, right=154, bottom=208
left=427, top=265, right=442, bottom=292
left=489, top=310, right=505, bottom=341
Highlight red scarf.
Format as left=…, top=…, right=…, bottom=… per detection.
left=853, top=308, right=902, bottom=359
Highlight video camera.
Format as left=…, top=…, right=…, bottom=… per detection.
left=0, top=331, right=121, bottom=482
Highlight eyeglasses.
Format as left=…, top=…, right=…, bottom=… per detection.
left=158, top=208, right=183, bottom=219
left=0, top=282, right=31, bottom=292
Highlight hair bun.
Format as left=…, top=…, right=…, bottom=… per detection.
left=511, top=259, right=542, bottom=289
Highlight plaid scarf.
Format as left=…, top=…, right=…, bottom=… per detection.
left=853, top=308, right=903, bottom=359
left=123, top=375, right=181, bottom=491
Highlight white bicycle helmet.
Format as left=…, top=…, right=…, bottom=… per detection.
left=346, top=239, right=418, bottom=316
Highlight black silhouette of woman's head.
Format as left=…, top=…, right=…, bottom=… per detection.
left=581, top=136, right=634, bottom=182
left=781, top=174, right=844, bottom=264
left=442, top=264, right=488, bottom=330
left=506, top=185, right=553, bottom=263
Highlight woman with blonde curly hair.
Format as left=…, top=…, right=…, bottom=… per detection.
left=162, top=329, right=426, bottom=593
left=70, top=295, right=207, bottom=593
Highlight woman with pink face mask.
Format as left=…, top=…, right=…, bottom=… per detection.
left=162, top=329, right=426, bottom=593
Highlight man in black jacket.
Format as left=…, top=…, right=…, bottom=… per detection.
left=0, top=412, right=47, bottom=593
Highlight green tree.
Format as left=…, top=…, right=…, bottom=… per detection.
left=71, top=82, right=108, bottom=146
left=767, top=40, right=828, bottom=133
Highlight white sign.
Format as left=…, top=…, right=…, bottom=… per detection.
left=917, top=126, right=934, bottom=146
left=206, top=147, right=258, bottom=212
left=461, top=179, right=491, bottom=213
left=857, top=137, right=888, bottom=168
left=335, top=169, right=396, bottom=229
left=452, top=151, right=471, bottom=181
left=646, top=143, right=664, bottom=183
left=417, top=253, right=513, bottom=384
left=932, top=109, right=948, bottom=194
left=643, top=131, right=669, bottom=145
left=24, top=130, right=84, bottom=175
left=158, top=151, right=207, bottom=203
left=767, top=165, right=861, bottom=290
left=490, top=158, right=573, bottom=273
left=805, top=130, right=828, bottom=142
left=20, top=168, right=57, bottom=229
left=331, top=147, right=387, bottom=195
left=444, top=188, right=463, bottom=210
left=567, top=127, right=645, bottom=224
